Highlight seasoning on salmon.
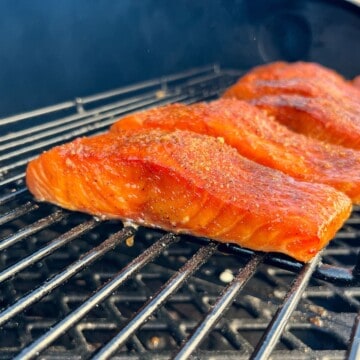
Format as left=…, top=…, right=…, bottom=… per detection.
left=26, top=129, right=352, bottom=262
left=111, top=99, right=360, bottom=203
left=223, top=61, right=360, bottom=150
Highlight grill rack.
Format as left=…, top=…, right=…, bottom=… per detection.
left=1, top=65, right=360, bottom=359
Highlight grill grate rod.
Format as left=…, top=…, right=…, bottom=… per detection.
left=0, top=210, right=66, bottom=252
left=348, top=313, right=360, bottom=360
left=173, top=253, right=265, bottom=360
left=93, top=242, right=218, bottom=360
left=0, top=69, right=225, bottom=148
left=0, top=69, right=224, bottom=151
left=0, top=92, right=159, bottom=147
left=0, top=92, right=189, bottom=162
left=250, top=252, right=322, bottom=360
left=80, top=64, right=218, bottom=104
left=0, top=226, right=135, bottom=328
left=13, top=232, right=179, bottom=360
left=0, top=219, right=98, bottom=284
left=0, top=201, right=38, bottom=226
left=0, top=86, right=224, bottom=177
left=0, top=174, right=25, bottom=189
left=0, top=187, right=27, bottom=206
left=0, top=64, right=217, bottom=126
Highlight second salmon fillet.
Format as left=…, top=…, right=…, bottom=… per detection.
left=222, top=61, right=360, bottom=149
left=111, top=100, right=360, bottom=203
left=26, top=129, right=351, bottom=262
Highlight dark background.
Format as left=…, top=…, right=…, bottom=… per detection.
left=0, top=0, right=360, bottom=118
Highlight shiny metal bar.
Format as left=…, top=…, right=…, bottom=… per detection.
left=81, top=64, right=216, bottom=104
left=348, top=313, right=360, bottom=360
left=0, top=173, right=25, bottom=188
left=0, top=64, right=216, bottom=136
left=93, top=242, right=218, bottom=360
left=0, top=101, right=76, bottom=126
left=0, top=227, right=135, bottom=327
left=0, top=201, right=38, bottom=226
left=0, top=187, right=27, bottom=205
left=173, top=253, right=265, bottom=360
left=13, top=233, right=179, bottom=360
left=0, top=219, right=98, bottom=284
left=0, top=92, right=156, bottom=149
left=250, top=253, right=322, bottom=360
left=0, top=92, right=189, bottom=165
left=0, top=85, right=226, bottom=177
left=0, top=210, right=66, bottom=252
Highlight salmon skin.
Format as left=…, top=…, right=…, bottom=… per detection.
left=26, top=129, right=351, bottom=262
left=111, top=99, right=360, bottom=203
left=223, top=61, right=360, bottom=150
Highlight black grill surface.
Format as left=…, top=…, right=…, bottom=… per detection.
left=1, top=66, right=360, bottom=359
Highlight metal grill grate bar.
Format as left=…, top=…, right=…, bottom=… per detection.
left=250, top=252, right=322, bottom=360
left=348, top=314, right=360, bottom=360
left=0, top=65, right=216, bottom=126
left=13, top=233, right=179, bottom=360
left=0, top=226, right=136, bottom=327
left=0, top=93, right=189, bottom=162
left=0, top=187, right=27, bottom=205
left=173, top=253, right=264, bottom=360
left=80, top=64, right=217, bottom=104
left=0, top=66, right=221, bottom=148
left=0, top=201, right=38, bottom=226
left=3, top=70, right=223, bottom=147
left=0, top=92, right=156, bottom=147
left=0, top=88, right=224, bottom=176
left=0, top=156, right=36, bottom=175
left=0, top=101, right=77, bottom=126
left=0, top=174, right=25, bottom=188
left=0, top=219, right=98, bottom=284
left=93, top=242, right=218, bottom=360
left=0, top=210, right=66, bottom=252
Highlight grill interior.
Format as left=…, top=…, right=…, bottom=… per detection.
left=1, top=66, right=360, bottom=359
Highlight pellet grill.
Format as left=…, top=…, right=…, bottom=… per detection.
left=1, top=1, right=360, bottom=359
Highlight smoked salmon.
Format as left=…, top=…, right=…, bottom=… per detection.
left=223, top=61, right=360, bottom=101
left=247, top=95, right=360, bottom=150
left=111, top=99, right=360, bottom=203
left=26, top=129, right=351, bottom=262
left=353, top=75, right=360, bottom=89
left=223, top=62, right=360, bottom=149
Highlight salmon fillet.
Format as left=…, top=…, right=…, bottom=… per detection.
left=111, top=99, right=360, bottom=203
left=26, top=129, right=351, bottom=262
left=223, top=61, right=360, bottom=149
left=230, top=61, right=347, bottom=84
left=224, top=61, right=359, bottom=99
left=353, top=75, right=360, bottom=89
left=248, top=95, right=360, bottom=150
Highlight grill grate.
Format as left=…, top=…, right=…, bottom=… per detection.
left=1, top=65, right=360, bottom=359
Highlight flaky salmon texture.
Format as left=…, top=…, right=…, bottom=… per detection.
left=26, top=129, right=352, bottom=263
left=111, top=99, right=360, bottom=204
left=223, top=61, right=360, bottom=150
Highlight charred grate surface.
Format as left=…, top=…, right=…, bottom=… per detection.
left=0, top=65, right=360, bottom=359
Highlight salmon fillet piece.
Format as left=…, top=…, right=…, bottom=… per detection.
left=26, top=129, right=352, bottom=262
left=231, top=61, right=347, bottom=84
left=224, top=61, right=359, bottom=100
left=353, top=75, right=360, bottom=89
left=223, top=62, right=360, bottom=149
left=248, top=95, right=360, bottom=150
left=111, top=99, right=360, bottom=203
